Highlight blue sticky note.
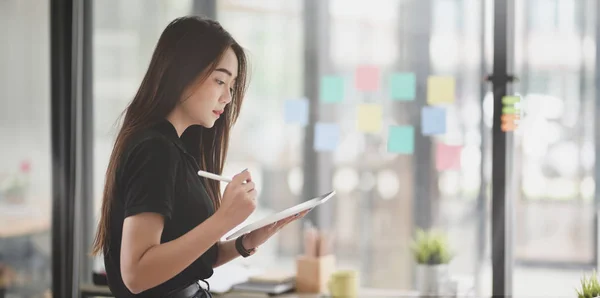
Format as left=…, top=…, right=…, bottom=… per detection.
left=320, top=76, right=345, bottom=103
left=388, top=126, right=414, bottom=154
left=390, top=73, right=416, bottom=100
left=284, top=98, right=309, bottom=125
left=421, top=107, right=446, bottom=135
left=314, top=123, right=339, bottom=152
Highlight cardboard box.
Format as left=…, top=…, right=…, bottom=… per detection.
left=295, top=254, right=336, bottom=293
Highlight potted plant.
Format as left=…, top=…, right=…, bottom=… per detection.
left=0, top=161, right=31, bottom=204
left=576, top=270, right=600, bottom=298
left=410, top=228, right=453, bottom=296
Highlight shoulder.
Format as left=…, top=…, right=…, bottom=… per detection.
left=117, top=129, right=181, bottom=177
left=126, top=129, right=178, bottom=157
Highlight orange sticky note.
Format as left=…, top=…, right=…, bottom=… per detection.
left=501, top=114, right=519, bottom=132
left=355, top=65, right=380, bottom=91
left=436, top=143, right=462, bottom=171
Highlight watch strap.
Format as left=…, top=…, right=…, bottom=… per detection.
left=235, top=234, right=255, bottom=258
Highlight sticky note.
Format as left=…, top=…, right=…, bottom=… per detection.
left=314, top=123, right=340, bottom=152
left=357, top=104, right=383, bottom=133
left=501, top=114, right=519, bottom=132
left=320, top=76, right=345, bottom=103
left=502, top=96, right=520, bottom=105
left=436, top=143, right=462, bottom=170
left=355, top=65, right=380, bottom=91
left=390, top=72, right=416, bottom=100
left=387, top=126, right=414, bottom=154
left=421, top=107, right=446, bottom=135
left=284, top=98, right=309, bottom=125
left=427, top=76, right=455, bottom=104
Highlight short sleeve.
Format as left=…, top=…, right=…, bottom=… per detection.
left=121, top=137, right=179, bottom=219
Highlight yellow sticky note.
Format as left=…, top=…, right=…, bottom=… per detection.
left=357, top=104, right=383, bottom=133
left=427, top=76, right=455, bottom=104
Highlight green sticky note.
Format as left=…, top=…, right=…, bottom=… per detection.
left=390, top=73, right=416, bottom=100
left=502, top=96, right=520, bottom=105
left=502, top=106, right=518, bottom=114
left=320, top=76, right=345, bottom=103
left=387, top=126, right=414, bottom=154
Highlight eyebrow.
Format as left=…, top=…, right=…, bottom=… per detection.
left=215, top=68, right=233, bottom=77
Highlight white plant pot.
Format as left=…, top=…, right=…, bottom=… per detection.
left=416, top=264, right=450, bottom=296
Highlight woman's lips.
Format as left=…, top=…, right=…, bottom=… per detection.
left=213, top=110, right=223, bottom=117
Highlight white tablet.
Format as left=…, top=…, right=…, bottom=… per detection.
left=225, top=190, right=336, bottom=240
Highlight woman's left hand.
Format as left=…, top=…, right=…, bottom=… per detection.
left=241, top=209, right=311, bottom=250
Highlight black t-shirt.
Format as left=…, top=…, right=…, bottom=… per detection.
left=104, top=120, right=219, bottom=298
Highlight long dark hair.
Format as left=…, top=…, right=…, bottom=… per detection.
left=91, top=16, right=249, bottom=256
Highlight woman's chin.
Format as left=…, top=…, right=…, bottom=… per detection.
left=197, top=120, right=216, bottom=129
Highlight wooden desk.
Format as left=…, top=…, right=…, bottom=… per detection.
left=0, top=201, right=50, bottom=238
left=80, top=284, right=113, bottom=298
left=0, top=201, right=52, bottom=298
left=80, top=284, right=419, bottom=298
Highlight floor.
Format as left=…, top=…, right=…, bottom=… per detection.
left=470, top=264, right=587, bottom=297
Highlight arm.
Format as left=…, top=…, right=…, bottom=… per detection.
left=213, top=239, right=239, bottom=268
left=121, top=211, right=233, bottom=294
left=213, top=237, right=255, bottom=268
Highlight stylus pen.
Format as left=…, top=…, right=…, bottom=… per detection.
left=197, top=170, right=233, bottom=183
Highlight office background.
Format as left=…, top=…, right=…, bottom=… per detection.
left=1, top=0, right=598, bottom=297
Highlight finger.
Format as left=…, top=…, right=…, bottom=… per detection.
left=284, top=210, right=309, bottom=221
left=276, top=218, right=294, bottom=232
left=299, top=210, right=311, bottom=217
left=232, top=169, right=251, bottom=185
left=298, top=209, right=311, bottom=217
left=264, top=222, right=281, bottom=235
left=242, top=181, right=256, bottom=193
left=278, top=215, right=296, bottom=227
left=247, top=189, right=258, bottom=201
left=274, top=220, right=291, bottom=230
left=268, top=222, right=278, bottom=231
left=282, top=212, right=308, bottom=226
left=248, top=189, right=258, bottom=200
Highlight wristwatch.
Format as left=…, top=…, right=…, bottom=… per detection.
left=235, top=234, right=256, bottom=258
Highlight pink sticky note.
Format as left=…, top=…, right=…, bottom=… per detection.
left=355, top=65, right=380, bottom=91
left=436, top=143, right=462, bottom=171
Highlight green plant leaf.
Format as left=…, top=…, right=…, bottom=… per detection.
left=576, top=271, right=600, bottom=298
left=410, top=228, right=453, bottom=265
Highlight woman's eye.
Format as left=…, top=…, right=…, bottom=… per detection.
left=216, top=79, right=225, bottom=85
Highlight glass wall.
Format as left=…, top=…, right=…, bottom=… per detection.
left=0, top=0, right=52, bottom=297
left=89, top=0, right=492, bottom=295
left=86, top=0, right=600, bottom=296
left=91, top=0, right=194, bottom=273
left=510, top=0, right=597, bottom=296
left=217, top=0, right=492, bottom=295
left=215, top=0, right=306, bottom=263
left=325, top=0, right=489, bottom=292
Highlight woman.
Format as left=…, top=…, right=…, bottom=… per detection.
left=91, top=16, right=308, bottom=298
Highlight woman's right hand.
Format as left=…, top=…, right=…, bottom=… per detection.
left=217, top=169, right=257, bottom=228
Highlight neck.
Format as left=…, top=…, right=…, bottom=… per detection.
left=165, top=110, right=190, bottom=137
